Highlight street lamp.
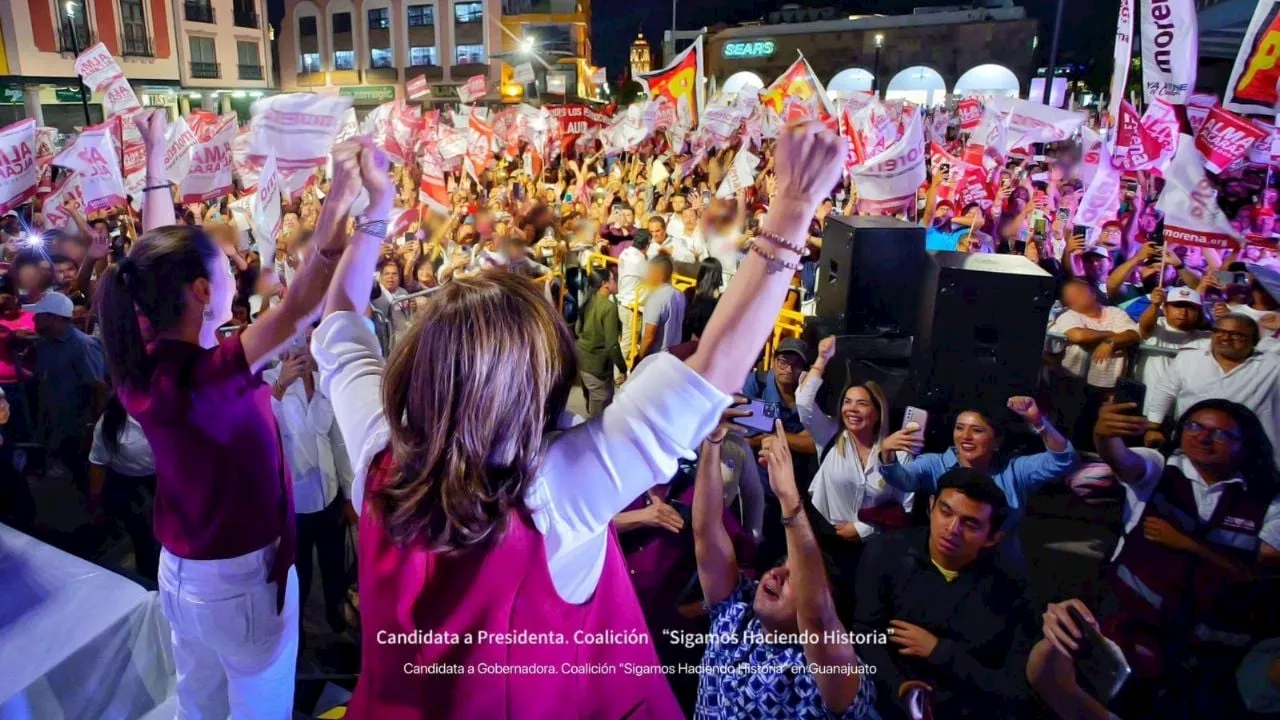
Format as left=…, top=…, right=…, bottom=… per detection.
left=872, top=33, right=884, bottom=97
left=63, top=1, right=92, bottom=125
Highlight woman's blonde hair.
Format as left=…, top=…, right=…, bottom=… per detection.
left=835, top=380, right=890, bottom=457
left=376, top=270, right=579, bottom=549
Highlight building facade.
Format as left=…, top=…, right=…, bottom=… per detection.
left=706, top=5, right=1038, bottom=106
left=497, top=0, right=594, bottom=103
left=277, top=0, right=504, bottom=113
left=629, top=34, right=650, bottom=76
left=172, top=0, right=274, bottom=116
left=0, top=0, right=183, bottom=130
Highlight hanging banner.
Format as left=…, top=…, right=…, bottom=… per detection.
left=1110, top=0, right=1135, bottom=121
left=73, top=42, right=124, bottom=93
left=513, top=63, right=535, bottom=85
left=1157, top=135, right=1242, bottom=249
left=51, top=124, right=126, bottom=214
left=252, top=149, right=282, bottom=263
left=1194, top=105, right=1268, bottom=174
left=406, top=75, right=429, bottom=101
left=248, top=93, right=352, bottom=172
left=1224, top=0, right=1280, bottom=115
left=1139, top=0, right=1198, bottom=104
left=0, top=119, right=38, bottom=215
left=638, top=35, right=705, bottom=129
left=849, top=112, right=925, bottom=212
left=180, top=114, right=236, bottom=203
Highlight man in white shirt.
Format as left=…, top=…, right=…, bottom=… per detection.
left=646, top=216, right=700, bottom=264
left=1136, top=286, right=1211, bottom=390
left=616, top=234, right=651, bottom=363
left=1050, top=279, right=1141, bottom=389
left=1145, top=314, right=1280, bottom=469
left=265, top=345, right=354, bottom=633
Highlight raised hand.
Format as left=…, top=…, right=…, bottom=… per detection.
left=760, top=420, right=799, bottom=511
left=773, top=121, right=848, bottom=208
left=816, top=335, right=837, bottom=365
left=1006, top=396, right=1043, bottom=426
left=357, top=138, right=393, bottom=215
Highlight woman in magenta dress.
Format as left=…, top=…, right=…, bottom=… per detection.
left=312, top=123, right=847, bottom=718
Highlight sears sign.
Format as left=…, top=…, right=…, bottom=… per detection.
left=722, top=39, right=776, bottom=59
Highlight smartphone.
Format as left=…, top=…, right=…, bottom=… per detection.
left=732, top=399, right=782, bottom=434
left=1034, top=216, right=1048, bottom=236
left=1214, top=270, right=1250, bottom=287
left=702, top=191, right=713, bottom=206
left=563, top=192, right=574, bottom=203
left=1113, top=378, right=1146, bottom=414
left=216, top=324, right=239, bottom=339
left=1067, top=605, right=1131, bottom=702
left=902, top=406, right=929, bottom=436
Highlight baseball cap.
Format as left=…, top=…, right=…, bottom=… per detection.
left=24, top=292, right=73, bottom=318
left=775, top=338, right=812, bottom=365
left=1165, top=287, right=1202, bottom=307
left=1083, top=245, right=1110, bottom=259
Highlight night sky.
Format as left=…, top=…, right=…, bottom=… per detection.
left=266, top=0, right=1118, bottom=83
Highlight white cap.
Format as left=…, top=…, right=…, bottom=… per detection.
left=1165, top=286, right=1202, bottom=307
left=24, top=292, right=73, bottom=318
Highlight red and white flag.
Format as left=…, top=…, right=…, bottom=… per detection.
left=248, top=93, right=352, bottom=172
left=0, top=119, right=38, bottom=215
left=1139, top=0, right=1197, bottom=104
left=252, top=149, right=282, bottom=263
left=1187, top=93, right=1218, bottom=134
left=164, top=116, right=198, bottom=183
left=52, top=124, right=126, bottom=214
left=103, top=76, right=141, bottom=118
left=459, top=74, right=487, bottom=104
left=849, top=112, right=925, bottom=214
left=1223, top=0, right=1280, bottom=115
left=387, top=100, right=423, bottom=165
left=180, top=114, right=236, bottom=203
left=1194, top=105, right=1268, bottom=174
left=464, top=109, right=494, bottom=182
left=73, top=43, right=125, bottom=93
left=418, top=152, right=449, bottom=215
left=956, top=98, right=984, bottom=131
left=406, top=75, right=429, bottom=101
left=1111, top=101, right=1166, bottom=171
left=1157, top=135, right=1242, bottom=249
left=1075, top=141, right=1122, bottom=229
left=41, top=173, right=84, bottom=230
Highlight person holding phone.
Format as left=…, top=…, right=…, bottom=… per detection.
left=1028, top=399, right=1280, bottom=718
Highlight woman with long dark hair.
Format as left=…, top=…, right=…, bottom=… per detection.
left=684, top=256, right=723, bottom=341
left=313, top=122, right=847, bottom=717
left=88, top=394, right=158, bottom=582
left=576, top=267, right=625, bottom=417
left=94, top=111, right=392, bottom=717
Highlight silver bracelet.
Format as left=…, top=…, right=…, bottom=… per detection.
left=355, top=219, right=389, bottom=238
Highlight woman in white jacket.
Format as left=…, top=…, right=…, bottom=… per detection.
left=796, top=336, right=913, bottom=542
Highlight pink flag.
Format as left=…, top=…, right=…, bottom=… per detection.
left=464, top=110, right=494, bottom=182
left=1075, top=142, right=1122, bottom=229
left=52, top=124, right=126, bottom=214
left=1187, top=93, right=1217, bottom=134
left=180, top=114, right=236, bottom=203
left=956, top=98, right=983, bottom=131
left=1194, top=106, right=1268, bottom=174
left=387, top=101, right=424, bottom=165
left=248, top=94, right=352, bottom=173
left=0, top=119, right=38, bottom=215
left=460, top=74, right=487, bottom=104
left=1110, top=101, right=1164, bottom=171
left=418, top=153, right=449, bottom=215
left=41, top=173, right=84, bottom=230
left=103, top=76, right=141, bottom=117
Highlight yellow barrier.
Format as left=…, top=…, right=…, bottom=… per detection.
left=766, top=308, right=807, bottom=370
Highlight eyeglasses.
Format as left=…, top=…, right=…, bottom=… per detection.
left=773, top=355, right=804, bottom=370
left=1183, top=420, right=1242, bottom=444
left=1212, top=329, right=1252, bottom=343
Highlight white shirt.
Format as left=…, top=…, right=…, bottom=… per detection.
left=796, top=374, right=911, bottom=537
left=1050, top=306, right=1139, bottom=388
left=616, top=246, right=647, bottom=308
left=262, top=365, right=352, bottom=514
left=312, top=311, right=730, bottom=604
left=1112, top=448, right=1280, bottom=561
left=1137, top=317, right=1210, bottom=390
left=88, top=414, right=155, bottom=477
left=1144, top=345, right=1280, bottom=469
left=704, top=230, right=741, bottom=286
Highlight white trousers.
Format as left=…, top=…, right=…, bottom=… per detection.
left=158, top=544, right=299, bottom=720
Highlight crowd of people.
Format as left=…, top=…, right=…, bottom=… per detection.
left=1, top=90, right=1280, bottom=720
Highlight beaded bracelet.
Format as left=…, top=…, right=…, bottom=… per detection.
left=355, top=219, right=389, bottom=238
left=755, top=229, right=809, bottom=256
left=746, top=238, right=803, bottom=274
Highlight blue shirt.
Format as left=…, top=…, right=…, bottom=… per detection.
left=925, top=226, right=968, bottom=252
left=695, top=576, right=879, bottom=720
left=34, top=326, right=104, bottom=446
left=880, top=445, right=1078, bottom=534
left=742, top=369, right=805, bottom=434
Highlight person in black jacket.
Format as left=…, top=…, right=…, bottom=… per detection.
left=852, top=467, right=1038, bottom=718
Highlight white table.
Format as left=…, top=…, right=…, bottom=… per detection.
left=0, top=524, right=176, bottom=719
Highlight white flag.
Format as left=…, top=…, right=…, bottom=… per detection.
left=52, top=124, right=127, bottom=214
left=849, top=112, right=925, bottom=213
left=164, top=116, right=198, bottom=184
left=1139, top=0, right=1197, bottom=104
left=252, top=149, right=282, bottom=264
left=1157, top=135, right=1242, bottom=250
left=0, top=119, right=38, bottom=215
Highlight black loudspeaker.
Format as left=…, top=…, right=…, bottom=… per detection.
left=912, top=252, right=1056, bottom=417
left=815, top=215, right=927, bottom=337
